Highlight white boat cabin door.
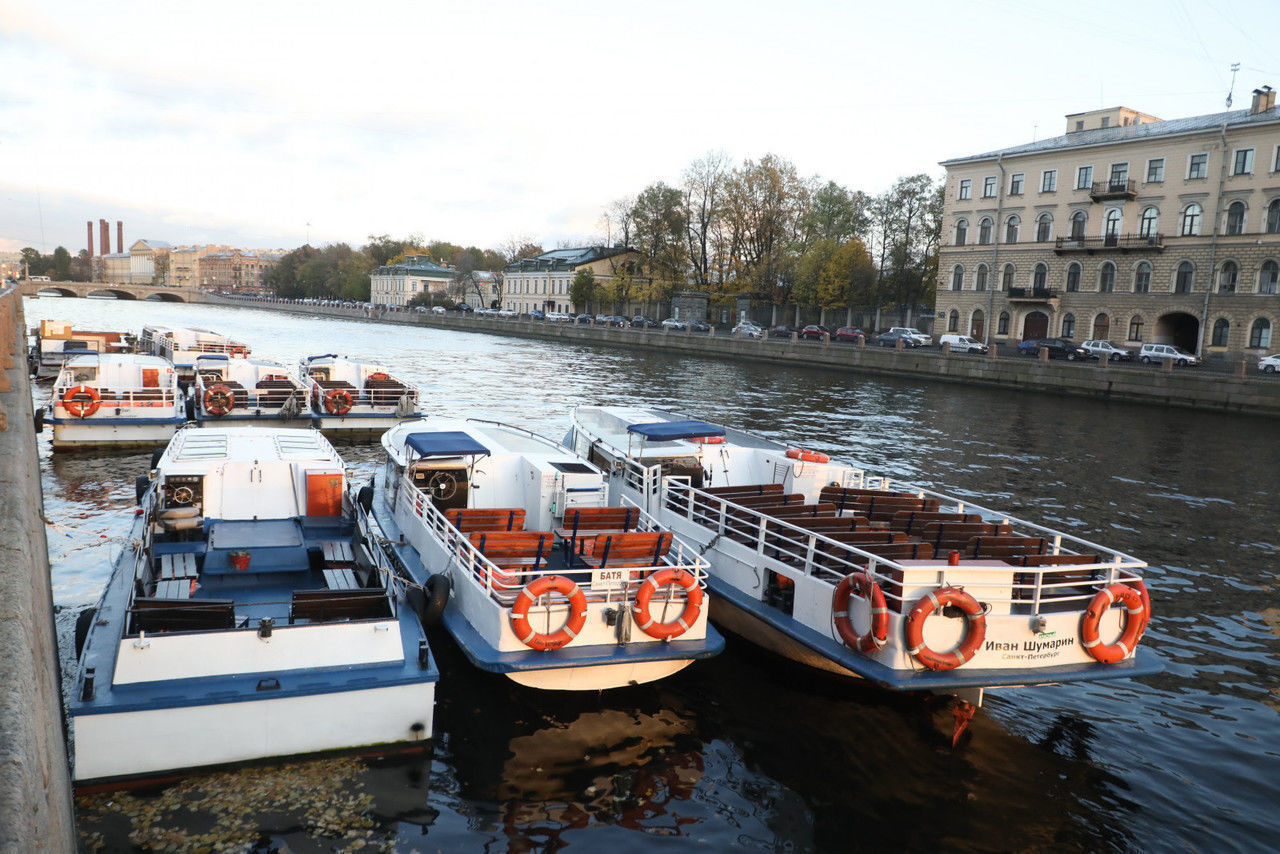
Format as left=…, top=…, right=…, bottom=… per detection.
left=216, top=461, right=300, bottom=520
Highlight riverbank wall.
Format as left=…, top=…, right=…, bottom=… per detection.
left=208, top=295, right=1280, bottom=417
left=0, top=287, right=76, bottom=850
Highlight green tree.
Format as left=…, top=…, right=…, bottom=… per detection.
left=793, top=238, right=838, bottom=307
left=819, top=238, right=877, bottom=311
left=52, top=246, right=72, bottom=281
left=802, top=181, right=869, bottom=245
left=20, top=247, right=49, bottom=277
left=569, top=269, right=597, bottom=313
left=631, top=182, right=688, bottom=285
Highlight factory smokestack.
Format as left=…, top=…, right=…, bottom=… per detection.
left=87, top=221, right=94, bottom=258
left=116, top=221, right=122, bottom=254
left=99, top=220, right=109, bottom=259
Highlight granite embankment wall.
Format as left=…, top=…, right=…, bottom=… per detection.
left=207, top=295, right=1280, bottom=417
left=0, top=287, right=76, bottom=850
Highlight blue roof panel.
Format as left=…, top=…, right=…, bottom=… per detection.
left=627, top=420, right=725, bottom=441
left=404, top=431, right=490, bottom=458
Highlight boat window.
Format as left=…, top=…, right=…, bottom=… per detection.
left=549, top=461, right=595, bottom=474
left=71, top=367, right=97, bottom=382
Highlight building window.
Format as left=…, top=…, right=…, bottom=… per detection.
left=1181, top=204, right=1202, bottom=236
left=948, top=310, right=960, bottom=332
left=1233, top=148, right=1255, bottom=176
left=1041, top=170, right=1057, bottom=192
left=1033, top=262, right=1047, bottom=289
left=1093, top=313, right=1111, bottom=340
left=1188, top=153, right=1209, bottom=179
left=1076, top=165, right=1093, bottom=189
left=1066, top=262, right=1081, bottom=292
left=971, top=309, right=985, bottom=339
left=1075, top=120, right=1084, bottom=131
left=1109, top=162, right=1129, bottom=186
left=955, top=219, right=968, bottom=246
left=1105, top=208, right=1121, bottom=239
left=1219, top=261, right=1238, bottom=292
left=1226, top=201, right=1246, bottom=235
left=1061, top=313, right=1076, bottom=339
left=1005, top=215, right=1020, bottom=244
left=1128, top=316, right=1144, bottom=341
left=1275, top=145, right=1280, bottom=172
left=1010, top=173, right=1024, bottom=195
left=1140, top=206, right=1159, bottom=238
left=983, top=176, right=997, bottom=198
left=978, top=217, right=993, bottom=244
left=959, top=179, right=971, bottom=200
left=951, top=265, right=964, bottom=291
left=1001, top=264, right=1015, bottom=291
left=1134, top=261, right=1152, bottom=293
left=1250, top=318, right=1273, bottom=349
left=1036, top=213, right=1052, bottom=242
left=1268, top=199, right=1280, bottom=233
left=1101, top=116, right=1110, bottom=128
left=975, top=264, right=988, bottom=292
left=1070, top=211, right=1087, bottom=239
left=998, top=311, right=1010, bottom=335
left=1146, top=158, right=1165, bottom=183
left=1175, top=260, right=1195, bottom=293
left=1261, top=260, right=1280, bottom=294
left=1100, top=262, right=1116, bottom=292
left=1212, top=318, right=1230, bottom=347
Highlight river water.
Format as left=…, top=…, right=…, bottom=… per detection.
left=27, top=296, right=1280, bottom=852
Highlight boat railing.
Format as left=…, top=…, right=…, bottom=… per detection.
left=661, top=479, right=1145, bottom=613
left=51, top=379, right=180, bottom=408
left=194, top=380, right=305, bottom=411
left=302, top=375, right=419, bottom=409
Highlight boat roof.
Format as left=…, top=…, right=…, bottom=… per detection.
left=163, top=427, right=340, bottom=467
left=576, top=405, right=779, bottom=455
left=384, top=418, right=576, bottom=465
left=627, top=420, right=725, bottom=441
left=404, top=431, right=491, bottom=459
left=63, top=353, right=172, bottom=369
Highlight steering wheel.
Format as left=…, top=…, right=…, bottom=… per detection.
left=427, top=471, right=459, bottom=501
left=171, top=485, right=195, bottom=505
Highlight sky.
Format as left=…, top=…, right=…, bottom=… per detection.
left=2, top=0, right=1276, bottom=256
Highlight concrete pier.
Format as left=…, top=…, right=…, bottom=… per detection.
left=0, top=286, right=76, bottom=851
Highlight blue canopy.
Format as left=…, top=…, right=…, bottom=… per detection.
left=303, top=354, right=338, bottom=363
left=627, top=420, right=725, bottom=441
left=404, top=431, right=490, bottom=459
left=61, top=348, right=98, bottom=357
left=195, top=353, right=229, bottom=361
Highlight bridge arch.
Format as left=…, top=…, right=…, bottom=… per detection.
left=87, top=288, right=139, bottom=300
left=37, top=287, right=79, bottom=298
left=145, top=292, right=186, bottom=302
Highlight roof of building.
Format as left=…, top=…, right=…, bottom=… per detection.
left=941, top=104, right=1280, bottom=166
left=132, top=239, right=173, bottom=250
left=371, top=254, right=455, bottom=278
left=504, top=246, right=632, bottom=274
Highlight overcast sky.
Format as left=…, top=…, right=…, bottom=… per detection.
left=2, top=0, right=1275, bottom=256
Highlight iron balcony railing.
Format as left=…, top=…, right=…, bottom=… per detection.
left=1006, top=287, right=1059, bottom=300
left=1089, top=178, right=1137, bottom=200
left=1054, top=233, right=1164, bottom=253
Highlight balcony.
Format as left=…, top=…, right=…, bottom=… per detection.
left=1007, top=287, right=1059, bottom=303
left=1054, top=232, right=1164, bottom=254
left=1090, top=178, right=1137, bottom=201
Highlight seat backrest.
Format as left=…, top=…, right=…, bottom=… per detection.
left=446, top=507, right=527, bottom=532
left=585, top=531, right=673, bottom=566
left=562, top=506, right=637, bottom=531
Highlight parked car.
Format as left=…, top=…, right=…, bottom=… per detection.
left=631, top=315, right=658, bottom=328
left=689, top=320, right=711, bottom=333
left=799, top=324, right=830, bottom=341
left=888, top=327, right=933, bottom=346
left=528, top=309, right=546, bottom=320
left=1138, top=343, right=1199, bottom=366
left=575, top=314, right=593, bottom=325
left=769, top=325, right=795, bottom=338
left=833, top=327, right=866, bottom=343
left=456, top=303, right=474, bottom=314
left=1080, top=339, right=1132, bottom=361
left=938, top=333, right=988, bottom=354
left=430, top=306, right=447, bottom=315
left=1256, top=353, right=1280, bottom=373
left=1018, top=337, right=1088, bottom=360
left=545, top=311, right=570, bottom=322
left=873, top=330, right=922, bottom=348
left=731, top=322, right=763, bottom=339
left=496, top=308, right=517, bottom=318
left=660, top=318, right=687, bottom=331
left=606, top=316, right=629, bottom=327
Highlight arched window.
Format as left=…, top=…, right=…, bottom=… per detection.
left=1100, top=262, right=1116, bottom=292
left=1212, top=318, right=1230, bottom=347
left=1036, top=213, right=1052, bottom=242
left=1250, top=318, right=1273, bottom=349
left=978, top=217, right=993, bottom=245
left=1005, top=215, right=1020, bottom=244
left=1061, top=313, right=1076, bottom=338
left=1175, top=261, right=1194, bottom=293
left=1066, top=262, right=1081, bottom=292
left=1070, top=211, right=1087, bottom=239
left=1127, top=315, right=1144, bottom=341
left=975, top=264, right=988, bottom=292
left=1033, top=262, right=1047, bottom=289
left=1219, top=261, right=1238, bottom=292
left=955, top=219, right=968, bottom=246
left=1226, top=201, right=1246, bottom=236
left=1134, top=261, right=1152, bottom=293
left=1181, top=203, right=1202, bottom=236
left=970, top=309, right=985, bottom=339
left=1140, top=206, right=1159, bottom=238
left=951, top=264, right=965, bottom=291
left=997, top=311, right=1010, bottom=335
left=1001, top=264, right=1015, bottom=291
left=1104, top=208, right=1121, bottom=239
left=948, top=309, right=960, bottom=332
left=1093, top=313, right=1111, bottom=340
left=1268, top=199, right=1280, bottom=234
left=1261, top=260, right=1280, bottom=294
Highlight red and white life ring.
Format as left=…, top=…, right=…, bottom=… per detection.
left=785, top=448, right=830, bottom=463
left=62, top=385, right=101, bottom=418
left=510, top=575, right=589, bottom=651
left=324, top=388, right=354, bottom=415
left=1080, top=582, right=1149, bottom=664
left=832, top=572, right=889, bottom=653
left=632, top=568, right=703, bottom=640
left=367, top=371, right=390, bottom=382
left=904, top=587, right=987, bottom=671
left=690, top=435, right=725, bottom=444
left=202, top=383, right=235, bottom=417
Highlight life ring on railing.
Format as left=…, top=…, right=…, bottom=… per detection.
left=1080, top=582, right=1149, bottom=664
left=632, top=567, right=703, bottom=640
left=690, top=435, right=725, bottom=444
left=510, top=575, right=589, bottom=651
left=785, top=448, right=830, bottom=463
left=62, top=385, right=101, bottom=418
left=904, top=587, right=986, bottom=671
left=832, top=572, right=889, bottom=653
left=324, top=388, right=354, bottom=415
left=367, top=371, right=390, bottom=382
left=202, top=383, right=235, bottom=416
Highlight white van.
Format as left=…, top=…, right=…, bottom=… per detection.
left=938, top=333, right=988, bottom=354
left=1138, top=343, right=1199, bottom=366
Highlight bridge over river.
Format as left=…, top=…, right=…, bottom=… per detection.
left=17, top=278, right=203, bottom=302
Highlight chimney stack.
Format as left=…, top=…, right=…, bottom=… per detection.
left=99, top=219, right=109, bottom=258
left=1250, top=86, right=1275, bottom=115
left=87, top=221, right=94, bottom=258
left=116, top=221, right=123, bottom=253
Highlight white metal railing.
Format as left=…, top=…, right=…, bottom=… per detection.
left=303, top=377, right=420, bottom=410
left=194, top=379, right=305, bottom=411
left=51, top=380, right=180, bottom=408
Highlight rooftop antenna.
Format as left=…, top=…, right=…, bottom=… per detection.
left=1226, top=62, right=1240, bottom=108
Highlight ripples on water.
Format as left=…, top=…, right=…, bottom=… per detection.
left=29, top=297, right=1280, bottom=852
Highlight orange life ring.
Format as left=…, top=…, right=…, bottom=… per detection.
left=832, top=572, right=889, bottom=653
left=62, top=385, right=101, bottom=418
left=632, top=567, right=703, bottom=640
left=904, top=587, right=987, bottom=671
left=690, top=435, right=725, bottom=444
left=367, top=371, right=390, bottom=382
left=510, top=575, right=589, bottom=651
left=785, top=448, right=830, bottom=463
left=324, top=388, right=354, bottom=415
left=1080, top=582, right=1149, bottom=664
left=202, top=383, right=235, bottom=416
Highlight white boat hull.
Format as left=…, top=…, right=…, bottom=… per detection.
left=51, top=418, right=182, bottom=450
left=507, top=659, right=693, bottom=690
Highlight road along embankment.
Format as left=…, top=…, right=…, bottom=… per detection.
left=0, top=287, right=76, bottom=850
left=207, top=295, right=1280, bottom=418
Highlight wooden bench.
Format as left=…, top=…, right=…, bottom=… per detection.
left=784, top=515, right=871, bottom=535
left=819, top=486, right=920, bottom=513
left=469, top=531, right=554, bottom=567
left=255, top=378, right=299, bottom=407
left=132, top=597, right=235, bottom=633
left=890, top=510, right=984, bottom=534
left=704, top=483, right=784, bottom=498
left=323, top=567, right=359, bottom=589
left=365, top=375, right=409, bottom=406
left=845, top=495, right=941, bottom=522
left=291, top=589, right=391, bottom=623
left=576, top=531, right=674, bottom=569
left=759, top=502, right=837, bottom=520
left=446, top=507, right=527, bottom=533
left=1013, top=554, right=1105, bottom=601
left=157, top=552, right=198, bottom=580
left=555, top=506, right=642, bottom=556
left=918, top=521, right=1013, bottom=552
left=963, top=535, right=1049, bottom=560
left=806, top=531, right=909, bottom=568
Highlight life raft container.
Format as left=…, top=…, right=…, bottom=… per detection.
left=62, top=385, right=101, bottom=418
left=1080, top=582, right=1149, bottom=664
left=832, top=572, right=889, bottom=653
left=367, top=371, right=390, bottom=382
left=202, top=383, right=235, bottom=417
left=510, top=575, right=589, bottom=651
left=904, top=587, right=987, bottom=671
left=324, top=388, right=354, bottom=415
left=785, top=448, right=830, bottom=463
left=632, top=568, right=703, bottom=640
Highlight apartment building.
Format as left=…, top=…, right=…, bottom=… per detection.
left=200, top=249, right=281, bottom=293
left=502, top=246, right=637, bottom=315
left=937, top=87, right=1280, bottom=360
left=369, top=255, right=455, bottom=306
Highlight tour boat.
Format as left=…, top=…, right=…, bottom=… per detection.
left=298, top=354, right=421, bottom=435
left=29, top=319, right=133, bottom=380
left=67, top=426, right=439, bottom=785
left=566, top=406, right=1160, bottom=740
left=191, top=354, right=313, bottom=427
left=365, top=417, right=723, bottom=691
left=47, top=353, right=185, bottom=451
left=142, top=325, right=250, bottom=382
